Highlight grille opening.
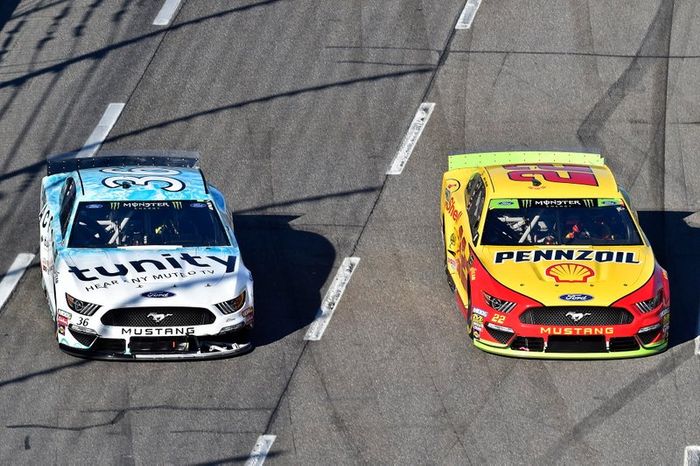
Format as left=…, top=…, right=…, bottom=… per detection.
left=199, top=327, right=252, bottom=352
left=638, top=328, right=662, bottom=346
left=520, top=307, right=633, bottom=326
left=91, top=338, right=126, bottom=353
left=511, top=337, right=545, bottom=352
left=68, top=327, right=97, bottom=347
left=546, top=336, right=606, bottom=353
left=609, top=337, right=640, bottom=352
left=485, top=326, right=514, bottom=344
left=129, top=336, right=195, bottom=353
left=101, top=307, right=215, bottom=327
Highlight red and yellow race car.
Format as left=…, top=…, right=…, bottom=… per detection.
left=441, top=151, right=669, bottom=358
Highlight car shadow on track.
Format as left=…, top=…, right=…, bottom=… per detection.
left=233, top=214, right=335, bottom=347
left=638, top=211, right=700, bottom=348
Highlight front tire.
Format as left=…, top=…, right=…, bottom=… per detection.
left=441, top=216, right=456, bottom=292
left=466, top=280, right=473, bottom=339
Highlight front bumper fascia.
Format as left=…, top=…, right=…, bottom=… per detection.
left=473, top=338, right=667, bottom=360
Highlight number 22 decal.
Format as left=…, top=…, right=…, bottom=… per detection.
left=504, top=164, right=598, bottom=186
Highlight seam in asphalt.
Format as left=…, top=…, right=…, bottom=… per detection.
left=449, top=49, right=699, bottom=59
left=260, top=3, right=467, bottom=438
left=660, top=0, right=675, bottom=232
left=116, top=0, right=188, bottom=124
left=348, top=5, right=463, bottom=258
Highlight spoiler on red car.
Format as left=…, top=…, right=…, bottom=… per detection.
left=448, top=151, right=605, bottom=171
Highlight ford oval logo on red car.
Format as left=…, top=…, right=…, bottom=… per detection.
left=142, top=291, right=175, bottom=298
left=559, top=294, right=593, bottom=302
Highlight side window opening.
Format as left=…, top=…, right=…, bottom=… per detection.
left=59, top=178, right=76, bottom=237
left=466, top=175, right=486, bottom=244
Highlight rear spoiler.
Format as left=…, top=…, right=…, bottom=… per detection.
left=46, top=150, right=200, bottom=176
left=448, top=151, right=605, bottom=171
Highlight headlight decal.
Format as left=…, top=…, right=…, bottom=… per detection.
left=635, top=288, right=664, bottom=313
left=215, top=290, right=247, bottom=315
left=65, top=293, right=101, bottom=316
left=482, top=291, right=517, bottom=313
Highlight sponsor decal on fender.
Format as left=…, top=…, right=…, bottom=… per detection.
left=444, top=179, right=460, bottom=202
left=121, top=327, right=195, bottom=336
left=447, top=258, right=457, bottom=271
left=444, top=196, right=463, bottom=222
left=494, top=249, right=639, bottom=264
left=540, top=327, right=613, bottom=336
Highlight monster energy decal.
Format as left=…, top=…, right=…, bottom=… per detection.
left=519, top=199, right=596, bottom=208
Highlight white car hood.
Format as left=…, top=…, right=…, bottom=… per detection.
left=59, top=247, right=247, bottom=307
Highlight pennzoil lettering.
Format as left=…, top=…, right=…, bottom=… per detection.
left=494, top=250, right=640, bottom=264
left=121, top=327, right=195, bottom=336
left=69, top=253, right=237, bottom=282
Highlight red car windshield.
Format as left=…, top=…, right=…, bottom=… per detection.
left=481, top=198, right=643, bottom=246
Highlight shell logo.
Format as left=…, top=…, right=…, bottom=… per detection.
left=545, top=263, right=595, bottom=283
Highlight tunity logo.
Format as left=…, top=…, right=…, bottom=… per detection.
left=101, top=167, right=185, bottom=192
left=147, top=312, right=173, bottom=323
left=565, top=311, right=592, bottom=322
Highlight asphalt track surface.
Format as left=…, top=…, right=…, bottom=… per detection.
left=0, top=0, right=699, bottom=464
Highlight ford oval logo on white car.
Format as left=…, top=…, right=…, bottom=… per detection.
left=142, top=291, right=175, bottom=298
left=559, top=294, right=593, bottom=302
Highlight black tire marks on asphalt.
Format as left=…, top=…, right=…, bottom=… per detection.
left=536, top=346, right=694, bottom=464
left=576, top=0, right=675, bottom=207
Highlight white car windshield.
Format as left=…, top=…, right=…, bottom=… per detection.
left=481, top=198, right=643, bottom=246
left=68, top=200, right=229, bottom=248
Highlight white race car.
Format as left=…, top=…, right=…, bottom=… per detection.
left=39, top=153, right=254, bottom=359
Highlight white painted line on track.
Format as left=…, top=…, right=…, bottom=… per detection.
left=456, top=0, right=482, bottom=30
left=304, top=257, right=360, bottom=341
left=245, top=435, right=276, bottom=466
left=153, top=0, right=182, bottom=26
left=684, top=446, right=700, bottom=466
left=0, top=253, right=35, bottom=311
left=695, top=336, right=699, bottom=355
left=387, top=102, right=434, bottom=175
left=75, top=103, right=125, bottom=158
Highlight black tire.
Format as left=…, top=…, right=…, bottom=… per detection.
left=466, top=280, right=473, bottom=338
left=442, top=216, right=456, bottom=292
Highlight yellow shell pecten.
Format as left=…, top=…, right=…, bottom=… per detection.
left=545, top=262, right=595, bottom=283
